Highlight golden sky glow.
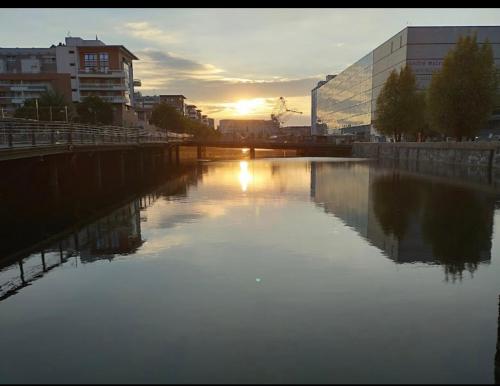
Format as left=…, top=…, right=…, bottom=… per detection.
left=191, top=96, right=310, bottom=125
left=234, top=98, right=265, bottom=116
left=4, top=9, right=498, bottom=127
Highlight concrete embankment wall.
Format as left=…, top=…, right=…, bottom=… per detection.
left=352, top=142, right=500, bottom=169
left=353, top=141, right=500, bottom=189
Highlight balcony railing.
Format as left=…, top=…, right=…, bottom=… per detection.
left=78, top=69, right=126, bottom=77
left=79, top=83, right=127, bottom=90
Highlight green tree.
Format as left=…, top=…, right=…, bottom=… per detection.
left=375, top=70, right=400, bottom=141
left=375, top=66, right=426, bottom=142
left=150, top=102, right=220, bottom=139
left=14, top=90, right=72, bottom=121
left=75, top=95, right=114, bottom=125
left=399, top=67, right=427, bottom=141
left=427, top=34, right=498, bottom=141
left=150, top=103, right=185, bottom=132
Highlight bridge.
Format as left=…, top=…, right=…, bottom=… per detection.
left=0, top=118, right=184, bottom=162
left=0, top=119, right=352, bottom=161
left=0, top=119, right=352, bottom=201
left=181, top=139, right=352, bottom=159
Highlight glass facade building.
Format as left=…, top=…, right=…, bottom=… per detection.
left=313, top=26, right=500, bottom=141
left=316, top=53, right=373, bottom=137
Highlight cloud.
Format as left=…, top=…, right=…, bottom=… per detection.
left=136, top=49, right=223, bottom=76
left=121, top=21, right=178, bottom=44
left=131, top=48, right=318, bottom=124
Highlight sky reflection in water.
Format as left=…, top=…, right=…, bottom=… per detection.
left=0, top=158, right=499, bottom=384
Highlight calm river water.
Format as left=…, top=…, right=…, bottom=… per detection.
left=0, top=157, right=499, bottom=383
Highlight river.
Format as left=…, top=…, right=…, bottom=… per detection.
left=0, top=155, right=499, bottom=383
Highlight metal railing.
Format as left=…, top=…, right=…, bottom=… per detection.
left=0, top=118, right=173, bottom=149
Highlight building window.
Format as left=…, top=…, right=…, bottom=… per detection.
left=99, top=53, right=109, bottom=72
left=84, top=53, right=97, bottom=72
left=69, top=50, right=75, bottom=54
left=71, top=76, right=76, bottom=79
left=72, top=88, right=77, bottom=92
left=70, top=63, right=75, bottom=66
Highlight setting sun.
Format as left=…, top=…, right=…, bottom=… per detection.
left=234, top=98, right=264, bottom=115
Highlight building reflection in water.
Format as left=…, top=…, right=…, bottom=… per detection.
left=0, top=165, right=203, bottom=302
left=310, top=161, right=498, bottom=281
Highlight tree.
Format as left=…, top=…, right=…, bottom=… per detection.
left=427, top=34, right=498, bottom=141
left=399, top=66, right=427, bottom=141
left=75, top=95, right=114, bottom=125
left=150, top=103, right=185, bottom=132
left=375, top=66, right=426, bottom=142
left=14, top=90, right=72, bottom=121
left=150, top=102, right=220, bottom=139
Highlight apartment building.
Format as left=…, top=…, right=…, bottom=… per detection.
left=0, top=36, right=140, bottom=126
left=186, top=104, right=198, bottom=120
left=159, top=95, right=186, bottom=115
left=134, top=93, right=159, bottom=123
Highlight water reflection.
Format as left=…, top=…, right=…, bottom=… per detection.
left=0, top=158, right=499, bottom=383
left=0, top=167, right=202, bottom=302
left=238, top=161, right=252, bottom=192
left=310, top=161, right=498, bottom=281
left=2, top=159, right=498, bottom=301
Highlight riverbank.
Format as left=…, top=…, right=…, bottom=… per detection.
left=352, top=141, right=500, bottom=189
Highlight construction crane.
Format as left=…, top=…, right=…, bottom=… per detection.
left=270, top=96, right=303, bottom=128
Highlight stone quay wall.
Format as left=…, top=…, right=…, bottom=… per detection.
left=352, top=142, right=500, bottom=169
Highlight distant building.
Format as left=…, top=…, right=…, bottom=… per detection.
left=218, top=119, right=278, bottom=139
left=186, top=104, right=198, bottom=120
left=207, top=118, right=215, bottom=130
left=159, top=94, right=186, bottom=115
left=0, top=36, right=140, bottom=126
left=281, top=125, right=311, bottom=138
left=133, top=93, right=159, bottom=123
left=312, top=26, right=500, bottom=141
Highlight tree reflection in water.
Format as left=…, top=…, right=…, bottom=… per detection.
left=421, top=185, right=493, bottom=281
left=372, top=173, right=422, bottom=240
left=372, top=170, right=495, bottom=282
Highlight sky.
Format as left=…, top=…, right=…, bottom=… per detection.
left=1, top=8, right=500, bottom=126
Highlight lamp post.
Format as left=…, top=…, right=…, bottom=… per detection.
left=35, top=99, right=39, bottom=121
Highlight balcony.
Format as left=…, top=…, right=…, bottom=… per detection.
left=98, top=96, right=128, bottom=104
left=79, top=83, right=128, bottom=91
left=78, top=69, right=126, bottom=78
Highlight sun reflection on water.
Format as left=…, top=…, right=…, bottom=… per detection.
left=239, top=161, right=253, bottom=192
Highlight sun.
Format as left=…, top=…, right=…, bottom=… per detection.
left=234, top=98, right=264, bottom=116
